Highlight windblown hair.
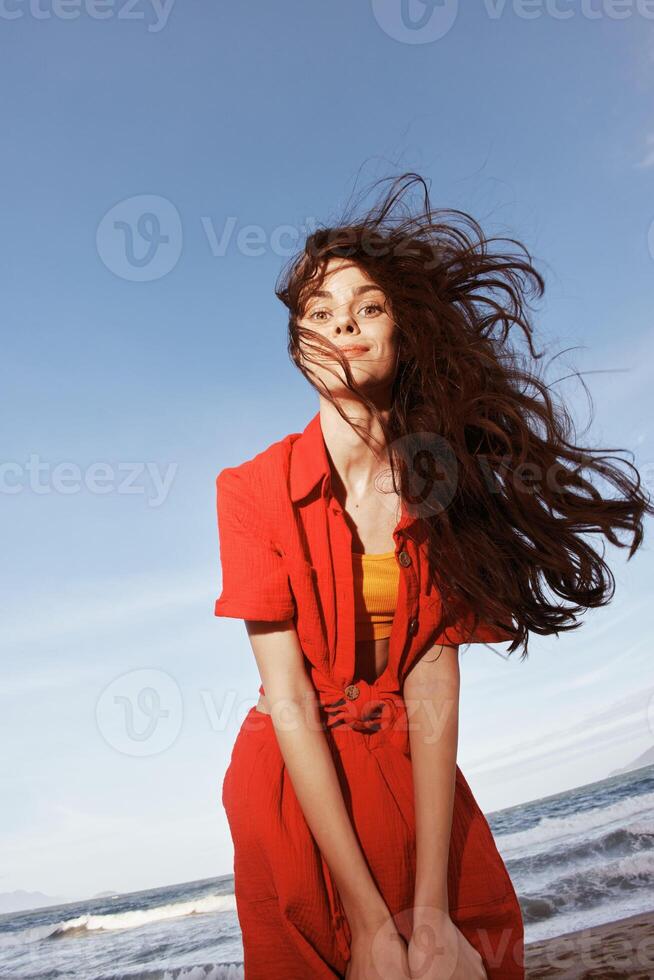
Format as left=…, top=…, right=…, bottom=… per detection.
left=275, top=172, right=652, bottom=660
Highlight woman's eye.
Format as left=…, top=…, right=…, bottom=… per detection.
left=306, top=301, right=383, bottom=321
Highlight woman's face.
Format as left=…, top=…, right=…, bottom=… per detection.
left=296, top=257, right=399, bottom=399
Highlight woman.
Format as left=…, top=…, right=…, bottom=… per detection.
left=214, top=173, right=651, bottom=979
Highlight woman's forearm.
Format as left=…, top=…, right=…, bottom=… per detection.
left=404, top=643, right=460, bottom=917
left=269, top=688, right=389, bottom=934
left=245, top=621, right=389, bottom=934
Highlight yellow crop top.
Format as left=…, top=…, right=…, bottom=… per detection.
left=352, top=550, right=400, bottom=642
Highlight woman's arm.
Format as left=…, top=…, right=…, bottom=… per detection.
left=403, top=642, right=460, bottom=917
left=403, top=644, right=488, bottom=978
left=245, top=619, right=390, bottom=939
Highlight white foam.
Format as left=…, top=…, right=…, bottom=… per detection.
left=496, top=791, right=654, bottom=857
left=1, top=892, right=237, bottom=947
left=159, top=967, right=243, bottom=980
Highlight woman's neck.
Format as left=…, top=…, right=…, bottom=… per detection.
left=317, top=398, right=392, bottom=501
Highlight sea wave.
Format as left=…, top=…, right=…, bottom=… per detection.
left=96, top=964, right=244, bottom=980
left=520, top=850, right=654, bottom=923
left=0, top=892, right=237, bottom=948
left=496, top=790, right=654, bottom=857
left=507, top=822, right=654, bottom=880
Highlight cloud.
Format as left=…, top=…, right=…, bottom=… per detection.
left=636, top=133, right=654, bottom=169
left=465, top=683, right=654, bottom=779
left=1, top=566, right=217, bottom=645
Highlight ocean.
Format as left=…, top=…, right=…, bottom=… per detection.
left=2, top=762, right=652, bottom=979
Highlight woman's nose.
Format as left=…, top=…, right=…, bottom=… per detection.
left=333, top=321, right=360, bottom=336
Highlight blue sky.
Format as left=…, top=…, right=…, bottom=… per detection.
left=1, top=1, right=653, bottom=902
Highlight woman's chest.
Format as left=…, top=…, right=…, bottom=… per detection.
left=334, top=485, right=401, bottom=555
left=275, top=495, right=439, bottom=687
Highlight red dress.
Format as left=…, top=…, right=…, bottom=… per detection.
left=214, top=411, right=525, bottom=979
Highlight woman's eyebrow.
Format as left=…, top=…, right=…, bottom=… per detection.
left=309, top=284, right=383, bottom=299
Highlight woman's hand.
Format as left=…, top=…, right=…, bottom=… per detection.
left=408, top=909, right=487, bottom=979
left=345, top=915, right=410, bottom=980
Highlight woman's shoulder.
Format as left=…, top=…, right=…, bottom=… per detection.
left=216, top=425, right=302, bottom=503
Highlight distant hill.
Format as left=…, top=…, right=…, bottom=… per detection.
left=609, top=746, right=654, bottom=777
left=0, top=890, right=69, bottom=914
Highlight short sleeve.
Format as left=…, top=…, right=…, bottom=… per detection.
left=213, top=467, right=296, bottom=622
left=432, top=619, right=514, bottom=646
left=430, top=594, right=514, bottom=646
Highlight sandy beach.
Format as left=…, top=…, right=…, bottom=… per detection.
left=525, top=909, right=654, bottom=978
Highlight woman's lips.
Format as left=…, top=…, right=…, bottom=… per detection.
left=340, top=345, right=369, bottom=357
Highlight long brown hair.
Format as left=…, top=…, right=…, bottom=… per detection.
left=275, top=173, right=652, bottom=660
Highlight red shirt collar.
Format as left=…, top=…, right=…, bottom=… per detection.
left=289, top=411, right=330, bottom=503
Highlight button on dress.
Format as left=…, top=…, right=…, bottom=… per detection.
left=214, top=411, right=525, bottom=979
